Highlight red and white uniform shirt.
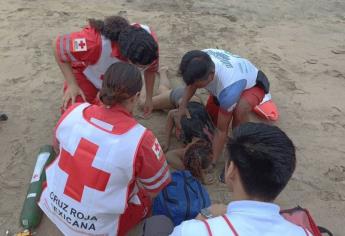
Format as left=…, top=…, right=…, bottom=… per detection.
left=56, top=23, right=159, bottom=89
left=39, top=103, right=170, bottom=236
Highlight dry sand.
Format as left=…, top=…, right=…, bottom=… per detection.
left=0, top=0, right=345, bottom=235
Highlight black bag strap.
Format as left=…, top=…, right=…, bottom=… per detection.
left=318, top=226, right=333, bottom=236
left=256, top=70, right=270, bottom=94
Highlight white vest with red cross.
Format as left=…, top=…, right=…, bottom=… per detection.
left=38, top=103, right=146, bottom=236
left=83, top=24, right=152, bottom=89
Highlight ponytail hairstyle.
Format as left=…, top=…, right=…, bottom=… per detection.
left=100, top=62, right=142, bottom=106
left=88, top=15, right=158, bottom=66
left=183, top=140, right=212, bottom=184
left=89, top=16, right=130, bottom=41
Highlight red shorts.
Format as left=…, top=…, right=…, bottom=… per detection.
left=62, top=72, right=99, bottom=112
left=118, top=189, right=152, bottom=236
left=206, top=86, right=265, bottom=125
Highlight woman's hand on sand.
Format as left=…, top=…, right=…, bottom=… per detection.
left=142, top=99, right=153, bottom=119
left=63, top=83, right=86, bottom=110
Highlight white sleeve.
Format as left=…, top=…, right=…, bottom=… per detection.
left=170, top=220, right=210, bottom=236
left=169, top=224, right=183, bottom=236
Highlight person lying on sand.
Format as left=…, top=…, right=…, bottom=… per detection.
left=152, top=67, right=215, bottom=152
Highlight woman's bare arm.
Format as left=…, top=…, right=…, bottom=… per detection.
left=162, top=109, right=178, bottom=152
left=53, top=39, right=86, bottom=109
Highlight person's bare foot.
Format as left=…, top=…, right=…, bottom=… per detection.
left=158, top=66, right=169, bottom=75
left=157, top=66, right=171, bottom=94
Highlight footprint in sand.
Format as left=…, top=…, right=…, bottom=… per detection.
left=321, top=122, right=337, bottom=132
left=15, top=8, right=31, bottom=12
left=325, top=166, right=345, bottom=182
left=282, top=80, right=299, bottom=91
left=220, top=14, right=238, bottom=22
left=261, top=49, right=282, bottom=61
left=45, top=10, right=70, bottom=17
left=331, top=49, right=345, bottom=54
left=7, top=76, right=27, bottom=85
left=324, top=70, right=345, bottom=80
left=10, top=139, right=25, bottom=159
left=305, top=59, right=318, bottom=64
left=319, top=191, right=345, bottom=202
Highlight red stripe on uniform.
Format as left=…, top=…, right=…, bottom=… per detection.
left=202, top=220, right=213, bottom=236
left=62, top=34, right=72, bottom=62
left=141, top=167, right=170, bottom=193
left=56, top=36, right=65, bottom=62
left=221, top=215, right=239, bottom=236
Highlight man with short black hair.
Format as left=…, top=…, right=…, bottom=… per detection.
left=170, top=122, right=312, bottom=236
left=177, top=49, right=270, bottom=165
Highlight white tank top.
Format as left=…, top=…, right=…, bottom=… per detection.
left=203, top=49, right=258, bottom=98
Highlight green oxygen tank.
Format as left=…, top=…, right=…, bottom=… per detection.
left=20, top=145, right=56, bottom=230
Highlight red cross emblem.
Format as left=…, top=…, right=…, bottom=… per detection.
left=58, top=138, right=110, bottom=202
left=151, top=139, right=162, bottom=160
left=78, top=40, right=86, bottom=49
left=73, top=38, right=87, bottom=52
left=154, top=143, right=160, bottom=152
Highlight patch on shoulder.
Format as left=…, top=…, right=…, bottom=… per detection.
left=151, top=138, right=162, bottom=160
left=73, top=38, right=87, bottom=52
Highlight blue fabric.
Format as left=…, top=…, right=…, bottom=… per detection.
left=218, top=79, right=247, bottom=111
left=152, top=170, right=211, bottom=226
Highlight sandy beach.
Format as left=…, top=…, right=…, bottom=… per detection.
left=0, top=0, right=344, bottom=235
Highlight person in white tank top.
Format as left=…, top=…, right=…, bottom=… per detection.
left=176, top=49, right=270, bottom=166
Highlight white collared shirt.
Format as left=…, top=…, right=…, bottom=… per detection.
left=170, top=200, right=313, bottom=236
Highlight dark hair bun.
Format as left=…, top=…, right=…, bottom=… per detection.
left=89, top=16, right=130, bottom=41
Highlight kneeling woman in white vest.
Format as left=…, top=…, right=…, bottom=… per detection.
left=39, top=62, right=171, bottom=236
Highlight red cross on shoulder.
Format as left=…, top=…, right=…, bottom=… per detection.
left=151, top=139, right=162, bottom=160
left=73, top=38, right=87, bottom=52
left=78, top=40, right=86, bottom=49
left=58, top=138, right=110, bottom=202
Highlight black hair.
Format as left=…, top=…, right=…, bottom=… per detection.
left=89, top=16, right=158, bottom=65
left=118, top=27, right=158, bottom=65
left=227, top=122, right=296, bottom=201
left=100, top=62, right=142, bottom=106
left=89, top=16, right=129, bottom=41
left=180, top=102, right=215, bottom=144
left=179, top=50, right=215, bottom=85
